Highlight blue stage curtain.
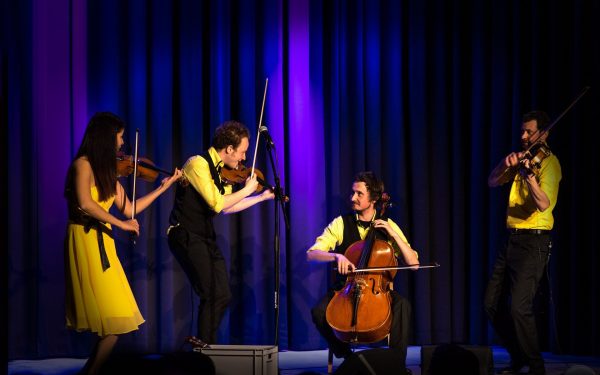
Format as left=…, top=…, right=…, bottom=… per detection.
left=6, top=0, right=600, bottom=359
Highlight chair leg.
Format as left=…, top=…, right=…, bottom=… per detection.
left=327, top=348, right=334, bottom=374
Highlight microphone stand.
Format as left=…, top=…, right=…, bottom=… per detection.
left=262, top=129, right=289, bottom=347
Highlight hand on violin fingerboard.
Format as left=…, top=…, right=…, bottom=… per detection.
left=158, top=168, right=183, bottom=191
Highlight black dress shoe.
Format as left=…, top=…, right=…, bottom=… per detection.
left=184, top=336, right=211, bottom=349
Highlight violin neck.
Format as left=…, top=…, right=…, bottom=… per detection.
left=138, top=160, right=172, bottom=176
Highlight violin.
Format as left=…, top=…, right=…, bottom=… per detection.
left=519, top=142, right=552, bottom=175
left=220, top=164, right=289, bottom=202
left=495, top=86, right=590, bottom=184
left=325, top=193, right=397, bottom=344
left=116, top=152, right=173, bottom=182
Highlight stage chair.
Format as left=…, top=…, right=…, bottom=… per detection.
left=327, top=335, right=391, bottom=374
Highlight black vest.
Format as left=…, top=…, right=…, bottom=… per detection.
left=335, top=213, right=389, bottom=254
left=335, top=214, right=363, bottom=254
left=332, top=213, right=389, bottom=289
left=168, top=152, right=225, bottom=238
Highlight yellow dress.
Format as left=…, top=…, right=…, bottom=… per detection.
left=65, top=186, right=145, bottom=336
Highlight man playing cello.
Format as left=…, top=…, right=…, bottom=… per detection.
left=307, top=171, right=419, bottom=372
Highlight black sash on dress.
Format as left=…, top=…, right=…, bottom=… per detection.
left=71, top=208, right=112, bottom=272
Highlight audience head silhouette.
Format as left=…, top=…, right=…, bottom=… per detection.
left=429, top=343, right=480, bottom=375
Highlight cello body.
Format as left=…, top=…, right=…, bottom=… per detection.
left=325, top=230, right=398, bottom=343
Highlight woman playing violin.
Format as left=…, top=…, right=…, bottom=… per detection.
left=167, top=120, right=274, bottom=347
left=64, top=112, right=181, bottom=375
left=307, top=171, right=419, bottom=370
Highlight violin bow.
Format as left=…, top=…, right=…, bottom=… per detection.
left=250, top=78, right=269, bottom=179
left=131, top=129, right=140, bottom=244
left=525, top=85, right=590, bottom=154
left=497, top=86, right=590, bottom=180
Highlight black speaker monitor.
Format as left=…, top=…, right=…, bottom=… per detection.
left=420, top=344, right=493, bottom=375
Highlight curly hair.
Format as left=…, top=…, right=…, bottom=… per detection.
left=354, top=171, right=385, bottom=202
left=212, top=120, right=250, bottom=150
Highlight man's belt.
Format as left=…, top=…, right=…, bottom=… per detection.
left=509, top=228, right=550, bottom=235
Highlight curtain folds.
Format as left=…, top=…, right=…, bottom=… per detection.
left=6, top=0, right=600, bottom=358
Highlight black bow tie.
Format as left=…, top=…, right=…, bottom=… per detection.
left=357, top=220, right=372, bottom=228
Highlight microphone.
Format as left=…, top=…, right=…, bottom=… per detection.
left=259, top=125, right=275, bottom=148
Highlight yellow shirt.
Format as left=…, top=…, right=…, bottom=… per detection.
left=182, top=147, right=232, bottom=213
left=507, top=154, right=561, bottom=230
left=307, top=214, right=414, bottom=258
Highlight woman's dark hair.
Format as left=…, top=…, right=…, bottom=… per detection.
left=65, top=112, right=125, bottom=202
left=354, top=171, right=385, bottom=202
left=211, top=120, right=249, bottom=150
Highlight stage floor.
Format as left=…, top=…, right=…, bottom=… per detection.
left=8, top=346, right=600, bottom=374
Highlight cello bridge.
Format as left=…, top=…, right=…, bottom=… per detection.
left=354, top=278, right=367, bottom=291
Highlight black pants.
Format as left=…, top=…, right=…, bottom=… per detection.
left=311, top=289, right=411, bottom=365
left=484, top=233, right=551, bottom=375
left=168, top=225, right=231, bottom=344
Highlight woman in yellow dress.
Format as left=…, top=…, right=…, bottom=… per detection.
left=64, top=112, right=182, bottom=374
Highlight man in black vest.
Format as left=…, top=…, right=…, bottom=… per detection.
left=308, top=171, right=419, bottom=369
left=168, top=120, right=274, bottom=345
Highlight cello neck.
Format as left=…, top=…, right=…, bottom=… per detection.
left=355, top=193, right=392, bottom=269
left=356, top=223, right=376, bottom=269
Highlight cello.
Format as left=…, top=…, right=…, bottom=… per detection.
left=325, top=193, right=397, bottom=344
